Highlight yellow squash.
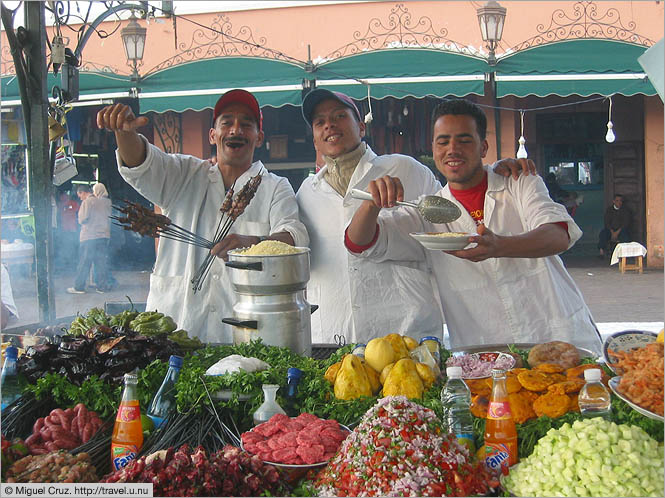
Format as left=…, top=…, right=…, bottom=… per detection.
left=334, top=354, right=372, bottom=400
left=382, top=358, right=424, bottom=399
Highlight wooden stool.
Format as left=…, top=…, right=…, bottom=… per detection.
left=619, top=255, right=643, bottom=274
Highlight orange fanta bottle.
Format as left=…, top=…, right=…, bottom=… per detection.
left=111, top=373, right=144, bottom=471
left=484, top=368, right=518, bottom=474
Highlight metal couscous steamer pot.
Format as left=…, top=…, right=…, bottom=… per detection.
left=223, top=247, right=313, bottom=356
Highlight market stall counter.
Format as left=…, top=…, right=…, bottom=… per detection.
left=1, top=307, right=663, bottom=497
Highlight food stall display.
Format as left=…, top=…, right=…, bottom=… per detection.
left=1, top=306, right=664, bottom=496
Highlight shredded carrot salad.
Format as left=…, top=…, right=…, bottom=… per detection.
left=608, top=342, right=664, bottom=416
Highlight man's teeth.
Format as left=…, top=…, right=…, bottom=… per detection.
left=326, top=135, right=341, bottom=142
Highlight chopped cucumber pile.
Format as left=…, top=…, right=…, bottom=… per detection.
left=502, top=417, right=664, bottom=497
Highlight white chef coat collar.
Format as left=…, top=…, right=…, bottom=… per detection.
left=210, top=160, right=265, bottom=190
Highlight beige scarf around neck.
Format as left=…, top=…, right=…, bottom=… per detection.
left=323, top=142, right=367, bottom=196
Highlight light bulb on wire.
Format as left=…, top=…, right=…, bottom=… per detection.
left=516, top=110, right=528, bottom=159
left=516, top=136, right=528, bottom=159
left=605, top=96, right=615, bottom=143
left=605, top=121, right=615, bottom=143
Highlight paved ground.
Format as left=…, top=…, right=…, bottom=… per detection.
left=3, top=255, right=663, bottom=335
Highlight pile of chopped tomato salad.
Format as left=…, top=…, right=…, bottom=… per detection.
left=314, top=396, right=494, bottom=497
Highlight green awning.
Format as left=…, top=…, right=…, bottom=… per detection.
left=313, top=49, right=488, bottom=99
left=495, top=40, right=657, bottom=97
left=1, top=71, right=133, bottom=106
left=138, top=57, right=308, bottom=112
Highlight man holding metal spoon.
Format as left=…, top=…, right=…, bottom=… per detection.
left=297, top=89, right=536, bottom=346
left=346, top=99, right=602, bottom=353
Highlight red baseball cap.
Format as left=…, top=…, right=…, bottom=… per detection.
left=212, top=89, right=263, bottom=131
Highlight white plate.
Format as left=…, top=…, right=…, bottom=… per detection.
left=410, top=232, right=476, bottom=251
left=609, top=376, right=664, bottom=421
left=603, top=330, right=657, bottom=374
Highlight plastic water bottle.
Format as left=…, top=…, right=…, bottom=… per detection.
left=147, top=355, right=183, bottom=428
left=578, top=368, right=611, bottom=419
left=1, top=346, right=22, bottom=410
left=441, top=366, right=475, bottom=453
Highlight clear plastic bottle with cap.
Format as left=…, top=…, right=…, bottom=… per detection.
left=147, top=355, right=183, bottom=429
left=578, top=368, right=611, bottom=419
left=1, top=346, right=22, bottom=410
left=253, top=384, right=287, bottom=425
left=420, top=336, right=441, bottom=366
left=441, top=366, right=475, bottom=453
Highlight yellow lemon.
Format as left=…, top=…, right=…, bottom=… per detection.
left=657, top=329, right=664, bottom=343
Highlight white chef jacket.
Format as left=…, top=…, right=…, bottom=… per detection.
left=356, top=168, right=602, bottom=354
left=118, top=137, right=309, bottom=344
left=297, top=145, right=444, bottom=344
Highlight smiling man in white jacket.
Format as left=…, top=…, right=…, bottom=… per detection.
left=297, top=90, right=536, bottom=346
left=297, top=89, right=445, bottom=345
left=96, top=90, right=308, bottom=343
left=346, top=99, right=602, bottom=354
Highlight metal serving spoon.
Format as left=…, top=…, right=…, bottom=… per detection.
left=350, top=188, right=461, bottom=224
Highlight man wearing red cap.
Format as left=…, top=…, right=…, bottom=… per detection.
left=96, top=90, right=308, bottom=343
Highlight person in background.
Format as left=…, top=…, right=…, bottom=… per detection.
left=346, top=99, right=602, bottom=354
left=296, top=89, right=536, bottom=345
left=597, top=194, right=632, bottom=258
left=1, top=263, right=19, bottom=328
left=544, top=172, right=564, bottom=204
left=56, top=191, right=81, bottom=270
left=91, top=183, right=115, bottom=290
left=95, top=89, right=308, bottom=343
left=67, top=183, right=111, bottom=294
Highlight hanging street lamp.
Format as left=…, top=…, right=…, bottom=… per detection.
left=476, top=0, right=507, bottom=66
left=121, top=10, right=147, bottom=82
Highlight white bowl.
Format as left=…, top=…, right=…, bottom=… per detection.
left=410, top=232, right=476, bottom=251
left=603, top=330, right=657, bottom=374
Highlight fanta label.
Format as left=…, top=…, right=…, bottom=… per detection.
left=111, top=443, right=139, bottom=471
left=487, top=401, right=511, bottom=420
left=117, top=404, right=140, bottom=422
left=484, top=442, right=510, bottom=473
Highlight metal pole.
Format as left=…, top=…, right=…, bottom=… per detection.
left=25, top=2, right=55, bottom=323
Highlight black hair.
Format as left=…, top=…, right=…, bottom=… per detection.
left=430, top=99, right=487, bottom=140
left=614, top=193, right=624, bottom=199
left=77, top=184, right=92, bottom=193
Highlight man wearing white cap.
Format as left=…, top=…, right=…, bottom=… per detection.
left=96, top=90, right=308, bottom=343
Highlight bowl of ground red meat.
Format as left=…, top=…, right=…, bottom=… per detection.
left=240, top=413, right=350, bottom=482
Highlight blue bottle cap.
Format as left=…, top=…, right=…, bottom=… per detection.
left=287, top=367, right=303, bottom=380
left=5, top=346, right=18, bottom=360
left=419, top=336, right=441, bottom=344
left=169, top=355, right=183, bottom=369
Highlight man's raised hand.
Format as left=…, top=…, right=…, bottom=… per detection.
left=96, top=103, right=149, bottom=132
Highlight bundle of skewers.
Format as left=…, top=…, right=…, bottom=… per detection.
left=111, top=201, right=215, bottom=249
left=110, top=173, right=264, bottom=293
left=191, top=173, right=263, bottom=292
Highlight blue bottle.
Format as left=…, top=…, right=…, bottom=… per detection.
left=1, top=346, right=22, bottom=410
left=147, top=355, right=183, bottom=428
left=286, top=367, right=303, bottom=398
